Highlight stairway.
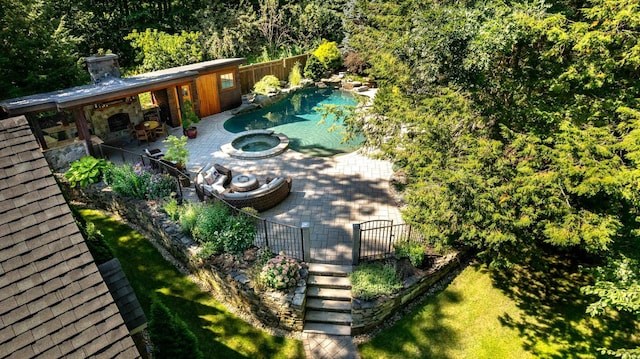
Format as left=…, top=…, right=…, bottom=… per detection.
left=303, top=263, right=353, bottom=336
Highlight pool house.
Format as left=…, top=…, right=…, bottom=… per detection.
left=0, top=54, right=245, bottom=169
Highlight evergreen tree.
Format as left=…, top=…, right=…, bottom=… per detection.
left=148, top=296, right=203, bottom=359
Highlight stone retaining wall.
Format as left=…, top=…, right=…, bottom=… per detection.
left=351, top=253, right=462, bottom=335
left=60, top=180, right=305, bottom=331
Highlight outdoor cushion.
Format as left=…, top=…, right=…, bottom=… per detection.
left=266, top=177, right=284, bottom=189
left=204, top=173, right=215, bottom=185
left=224, top=191, right=251, bottom=198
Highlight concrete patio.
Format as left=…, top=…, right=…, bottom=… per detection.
left=123, top=106, right=403, bottom=265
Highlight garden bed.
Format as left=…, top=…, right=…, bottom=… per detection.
left=59, top=177, right=306, bottom=332
left=351, top=253, right=463, bottom=335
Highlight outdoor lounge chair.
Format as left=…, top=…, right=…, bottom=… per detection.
left=194, top=163, right=292, bottom=212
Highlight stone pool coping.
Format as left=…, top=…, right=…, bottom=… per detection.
left=220, top=129, right=290, bottom=159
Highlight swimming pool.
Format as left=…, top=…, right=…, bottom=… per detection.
left=224, top=87, right=363, bottom=156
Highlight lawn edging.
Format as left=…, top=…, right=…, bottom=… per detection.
left=60, top=179, right=305, bottom=332
left=352, top=253, right=462, bottom=335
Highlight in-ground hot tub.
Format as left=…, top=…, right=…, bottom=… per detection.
left=221, top=130, right=289, bottom=159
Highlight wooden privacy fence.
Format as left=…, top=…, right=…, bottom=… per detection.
left=238, top=54, right=310, bottom=94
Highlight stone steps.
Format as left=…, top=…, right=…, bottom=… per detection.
left=303, top=322, right=351, bottom=336
left=304, top=262, right=352, bottom=336
left=306, top=298, right=352, bottom=312
left=305, top=310, right=352, bottom=324
left=306, top=286, right=352, bottom=300
left=307, top=274, right=351, bottom=289
left=307, top=263, right=352, bottom=276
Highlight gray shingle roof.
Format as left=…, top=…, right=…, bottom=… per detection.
left=0, top=116, right=140, bottom=358
left=98, top=259, right=147, bottom=335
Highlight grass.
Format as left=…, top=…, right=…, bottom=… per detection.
left=79, top=208, right=304, bottom=359
left=358, top=257, right=640, bottom=359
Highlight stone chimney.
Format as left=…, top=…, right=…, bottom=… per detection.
left=85, top=54, right=121, bottom=84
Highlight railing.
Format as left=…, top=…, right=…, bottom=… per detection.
left=352, top=220, right=425, bottom=264
left=222, top=203, right=307, bottom=261
left=238, top=54, right=310, bottom=94
left=96, top=143, right=308, bottom=261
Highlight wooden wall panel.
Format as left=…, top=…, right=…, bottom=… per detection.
left=196, top=74, right=220, bottom=117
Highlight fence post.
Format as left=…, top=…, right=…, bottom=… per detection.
left=263, top=218, right=269, bottom=249
left=301, top=222, right=311, bottom=262
left=352, top=223, right=361, bottom=265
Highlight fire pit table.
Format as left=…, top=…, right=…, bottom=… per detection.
left=230, top=174, right=259, bottom=192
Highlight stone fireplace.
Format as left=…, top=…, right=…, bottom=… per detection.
left=107, top=113, right=130, bottom=132
left=84, top=97, right=143, bottom=142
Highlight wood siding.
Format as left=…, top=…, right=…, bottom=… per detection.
left=196, top=73, right=220, bottom=117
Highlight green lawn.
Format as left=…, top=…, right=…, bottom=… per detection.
left=79, top=209, right=304, bottom=359
left=359, top=259, right=640, bottom=359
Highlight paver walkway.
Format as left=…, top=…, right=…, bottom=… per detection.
left=121, top=101, right=401, bottom=358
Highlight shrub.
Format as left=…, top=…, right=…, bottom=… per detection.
left=192, top=201, right=230, bottom=246
left=105, top=162, right=176, bottom=200
left=394, top=240, right=426, bottom=267
left=192, top=202, right=257, bottom=256
left=288, top=61, right=302, bottom=87
left=304, top=54, right=325, bottom=80
left=253, top=75, right=281, bottom=95
left=179, top=201, right=204, bottom=235
left=220, top=213, right=256, bottom=254
left=250, top=247, right=275, bottom=290
left=163, top=135, right=189, bottom=166
left=148, top=296, right=203, bottom=359
left=344, top=51, right=369, bottom=75
left=64, top=156, right=109, bottom=188
left=181, top=99, right=200, bottom=130
left=312, top=40, right=342, bottom=71
left=261, top=255, right=302, bottom=290
left=350, top=262, right=402, bottom=300
left=162, top=197, right=180, bottom=221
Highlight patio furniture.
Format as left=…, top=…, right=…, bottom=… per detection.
left=195, top=163, right=292, bottom=212
left=221, top=177, right=292, bottom=212
left=144, top=148, right=164, bottom=169
left=230, top=174, right=259, bottom=192
left=154, top=122, right=168, bottom=138
left=135, top=120, right=159, bottom=141
left=135, top=129, right=150, bottom=145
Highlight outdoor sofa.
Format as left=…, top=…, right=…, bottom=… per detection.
left=195, top=163, right=292, bottom=212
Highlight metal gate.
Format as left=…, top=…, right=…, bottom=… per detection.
left=352, top=220, right=421, bottom=264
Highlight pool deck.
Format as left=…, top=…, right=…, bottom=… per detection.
left=141, top=106, right=403, bottom=265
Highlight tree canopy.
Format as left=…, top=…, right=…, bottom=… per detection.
left=346, top=0, right=640, bottom=354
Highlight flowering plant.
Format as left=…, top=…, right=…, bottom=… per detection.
left=105, top=162, right=176, bottom=200
left=260, top=255, right=302, bottom=290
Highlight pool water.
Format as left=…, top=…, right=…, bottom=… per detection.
left=224, top=88, right=363, bottom=156
left=241, top=141, right=275, bottom=152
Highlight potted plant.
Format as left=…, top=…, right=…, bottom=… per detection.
left=181, top=99, right=200, bottom=139
left=162, top=135, right=189, bottom=170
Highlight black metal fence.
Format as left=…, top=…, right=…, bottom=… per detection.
left=354, top=220, right=424, bottom=262
left=236, top=207, right=305, bottom=261
left=96, top=143, right=307, bottom=261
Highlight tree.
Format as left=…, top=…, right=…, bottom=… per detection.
left=0, top=0, right=87, bottom=99
left=148, top=296, right=203, bottom=359
left=125, top=29, right=204, bottom=73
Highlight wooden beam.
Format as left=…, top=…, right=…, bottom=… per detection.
left=72, top=107, right=95, bottom=156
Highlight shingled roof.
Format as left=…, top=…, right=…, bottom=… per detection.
left=0, top=116, right=140, bottom=358
left=98, top=259, right=147, bottom=335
